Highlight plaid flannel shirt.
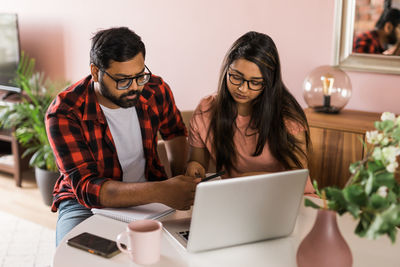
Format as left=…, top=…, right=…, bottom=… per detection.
left=353, top=30, right=385, bottom=54
left=46, top=75, right=187, bottom=212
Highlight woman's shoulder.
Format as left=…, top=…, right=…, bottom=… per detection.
left=194, top=94, right=216, bottom=114
left=284, top=119, right=305, bottom=136
left=189, top=94, right=216, bottom=129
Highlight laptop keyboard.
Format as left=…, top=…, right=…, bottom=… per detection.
left=178, top=231, right=190, bottom=241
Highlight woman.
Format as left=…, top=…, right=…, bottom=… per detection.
left=186, top=31, right=314, bottom=194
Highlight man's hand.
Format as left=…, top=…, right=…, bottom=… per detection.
left=159, top=175, right=201, bottom=210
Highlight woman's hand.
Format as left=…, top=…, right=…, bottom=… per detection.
left=186, top=161, right=206, bottom=179
left=383, top=42, right=400, bottom=55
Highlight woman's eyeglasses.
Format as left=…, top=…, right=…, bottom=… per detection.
left=227, top=72, right=264, bottom=91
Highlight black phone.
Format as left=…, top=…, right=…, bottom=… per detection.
left=67, top=232, right=121, bottom=258
left=201, top=171, right=226, bottom=183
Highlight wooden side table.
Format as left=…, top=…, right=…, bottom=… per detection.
left=0, top=128, right=29, bottom=187
left=304, top=108, right=381, bottom=189
left=0, top=92, right=31, bottom=186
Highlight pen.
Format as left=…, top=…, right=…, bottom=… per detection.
left=200, top=171, right=226, bottom=183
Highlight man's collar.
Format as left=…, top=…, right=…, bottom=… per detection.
left=82, top=78, right=106, bottom=123
left=82, top=76, right=156, bottom=122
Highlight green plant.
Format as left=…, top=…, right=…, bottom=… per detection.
left=0, top=52, right=66, bottom=172
left=306, top=112, right=400, bottom=243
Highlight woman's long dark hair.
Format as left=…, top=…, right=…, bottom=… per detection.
left=208, top=31, right=311, bottom=175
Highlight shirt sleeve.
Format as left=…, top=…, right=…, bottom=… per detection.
left=188, top=96, right=215, bottom=148
left=157, top=79, right=187, bottom=140
left=188, top=108, right=206, bottom=148
left=46, top=110, right=112, bottom=208
left=353, top=33, right=378, bottom=54
left=353, top=37, right=370, bottom=53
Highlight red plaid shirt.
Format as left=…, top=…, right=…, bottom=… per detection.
left=46, top=75, right=187, bottom=212
left=353, top=30, right=384, bottom=54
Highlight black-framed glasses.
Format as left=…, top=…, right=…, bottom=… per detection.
left=101, top=65, right=152, bottom=90
left=227, top=72, right=265, bottom=91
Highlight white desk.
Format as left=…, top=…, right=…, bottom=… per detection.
left=53, top=198, right=400, bottom=267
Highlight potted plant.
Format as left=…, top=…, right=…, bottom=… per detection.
left=0, top=52, right=66, bottom=206
left=297, top=112, right=400, bottom=266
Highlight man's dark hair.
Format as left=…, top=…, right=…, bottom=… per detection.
left=375, top=8, right=400, bottom=29
left=90, top=27, right=146, bottom=70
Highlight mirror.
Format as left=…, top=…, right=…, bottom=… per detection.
left=333, top=0, right=400, bottom=74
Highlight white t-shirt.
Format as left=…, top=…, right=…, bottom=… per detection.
left=100, top=104, right=146, bottom=183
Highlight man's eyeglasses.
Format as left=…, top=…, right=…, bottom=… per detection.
left=101, top=65, right=152, bottom=90
left=227, top=72, right=265, bottom=91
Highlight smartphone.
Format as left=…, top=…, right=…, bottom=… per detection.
left=67, top=232, right=121, bottom=258
left=201, top=171, right=226, bottom=183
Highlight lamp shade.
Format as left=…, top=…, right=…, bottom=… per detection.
left=303, top=65, right=352, bottom=114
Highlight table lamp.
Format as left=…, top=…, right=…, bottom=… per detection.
left=303, top=65, right=352, bottom=114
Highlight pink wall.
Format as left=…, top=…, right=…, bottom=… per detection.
left=3, top=0, right=400, bottom=114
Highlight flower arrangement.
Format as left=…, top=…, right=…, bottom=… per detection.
left=306, top=112, right=400, bottom=243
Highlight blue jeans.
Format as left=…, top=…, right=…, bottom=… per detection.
left=56, top=199, right=93, bottom=247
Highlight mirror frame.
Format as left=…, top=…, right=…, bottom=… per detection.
left=333, top=0, right=400, bottom=75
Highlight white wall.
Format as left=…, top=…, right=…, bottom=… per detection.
left=3, top=0, right=400, bottom=113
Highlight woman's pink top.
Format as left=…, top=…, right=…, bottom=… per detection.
left=188, top=95, right=315, bottom=194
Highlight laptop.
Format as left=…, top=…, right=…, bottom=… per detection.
left=162, top=169, right=308, bottom=252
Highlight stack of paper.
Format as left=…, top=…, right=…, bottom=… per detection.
left=91, top=203, right=174, bottom=223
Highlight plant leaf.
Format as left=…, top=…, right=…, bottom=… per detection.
left=325, top=187, right=347, bottom=214
left=369, top=194, right=389, bottom=211
left=343, top=184, right=367, bottom=207
left=364, top=204, right=400, bottom=243
left=365, top=171, right=374, bottom=195
left=375, top=172, right=395, bottom=189
left=304, top=199, right=321, bottom=209
left=0, top=52, right=66, bottom=171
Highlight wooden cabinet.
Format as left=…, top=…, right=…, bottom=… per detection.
left=304, top=108, right=381, bottom=189
left=0, top=92, right=30, bottom=187
left=0, top=128, right=29, bottom=187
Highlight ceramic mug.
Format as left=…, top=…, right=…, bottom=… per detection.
left=116, top=219, right=162, bottom=265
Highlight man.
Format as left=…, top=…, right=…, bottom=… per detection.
left=353, top=8, right=400, bottom=55
left=46, top=27, right=200, bottom=246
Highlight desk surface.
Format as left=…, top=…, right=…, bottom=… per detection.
left=53, top=198, right=400, bottom=267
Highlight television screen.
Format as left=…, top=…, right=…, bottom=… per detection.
left=0, top=13, right=21, bottom=94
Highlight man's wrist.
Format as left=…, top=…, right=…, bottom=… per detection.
left=150, top=181, right=169, bottom=205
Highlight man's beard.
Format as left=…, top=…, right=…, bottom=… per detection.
left=99, top=79, right=141, bottom=108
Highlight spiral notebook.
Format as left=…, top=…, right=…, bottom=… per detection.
left=91, top=203, right=174, bottom=223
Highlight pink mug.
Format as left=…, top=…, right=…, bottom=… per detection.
left=116, top=219, right=162, bottom=265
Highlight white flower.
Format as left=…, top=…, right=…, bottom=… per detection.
left=367, top=132, right=384, bottom=145
left=381, top=137, right=389, bottom=146
left=395, top=116, right=400, bottom=126
left=382, top=146, right=400, bottom=164
left=381, top=112, right=396, bottom=122
left=373, top=146, right=400, bottom=172
left=377, top=186, right=388, bottom=198
left=386, top=162, right=398, bottom=173
left=372, top=147, right=382, bottom=161
left=377, top=133, right=384, bottom=142
left=366, top=131, right=380, bottom=144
